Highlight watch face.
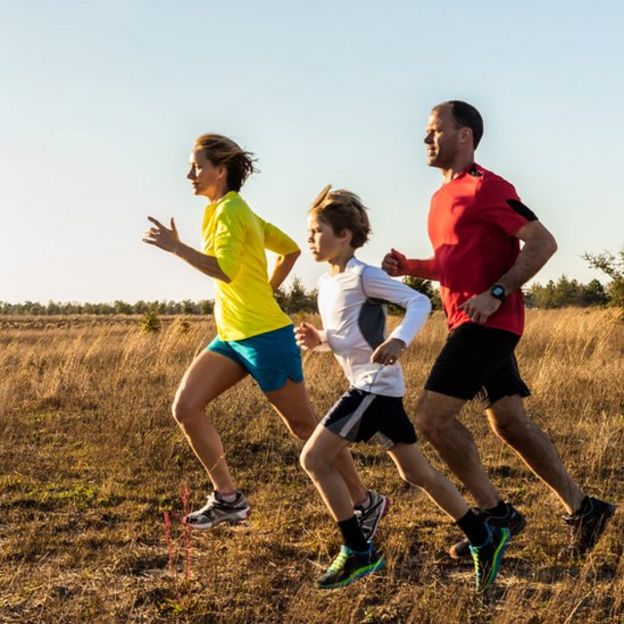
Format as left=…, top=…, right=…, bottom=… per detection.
left=491, top=285, right=505, bottom=299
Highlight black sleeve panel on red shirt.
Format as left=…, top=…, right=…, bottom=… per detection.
left=506, top=199, right=538, bottom=222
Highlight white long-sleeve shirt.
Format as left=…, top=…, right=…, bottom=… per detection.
left=316, top=257, right=431, bottom=397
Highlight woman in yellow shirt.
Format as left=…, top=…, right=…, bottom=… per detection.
left=143, top=134, right=385, bottom=533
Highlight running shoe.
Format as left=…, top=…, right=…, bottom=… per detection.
left=449, top=502, right=525, bottom=559
left=184, top=491, right=250, bottom=529
left=469, top=526, right=510, bottom=592
left=561, top=496, right=615, bottom=557
left=355, top=490, right=388, bottom=541
left=316, top=543, right=385, bottom=589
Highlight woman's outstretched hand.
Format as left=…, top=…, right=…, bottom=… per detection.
left=143, top=217, right=181, bottom=253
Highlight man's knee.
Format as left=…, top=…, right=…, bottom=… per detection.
left=413, top=393, right=459, bottom=440
left=488, top=397, right=532, bottom=443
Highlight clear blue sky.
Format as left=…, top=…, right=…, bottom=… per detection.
left=2, top=1, right=623, bottom=303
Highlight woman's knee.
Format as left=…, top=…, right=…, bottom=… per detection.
left=171, top=393, right=205, bottom=428
left=286, top=417, right=316, bottom=441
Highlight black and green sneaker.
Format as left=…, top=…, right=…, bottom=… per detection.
left=316, top=544, right=385, bottom=589
left=469, top=526, right=510, bottom=592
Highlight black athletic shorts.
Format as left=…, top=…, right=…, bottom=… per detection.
left=425, top=323, right=531, bottom=407
left=321, top=388, right=417, bottom=448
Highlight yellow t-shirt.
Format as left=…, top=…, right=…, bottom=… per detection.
left=201, top=191, right=299, bottom=341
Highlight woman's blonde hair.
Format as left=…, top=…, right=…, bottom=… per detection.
left=193, top=134, right=257, bottom=192
left=309, top=184, right=371, bottom=249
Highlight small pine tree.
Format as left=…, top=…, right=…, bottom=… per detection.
left=139, top=310, right=161, bottom=333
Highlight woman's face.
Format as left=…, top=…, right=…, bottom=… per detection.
left=187, top=148, right=227, bottom=199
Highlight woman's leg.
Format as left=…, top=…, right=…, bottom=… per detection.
left=264, top=379, right=368, bottom=506
left=172, top=350, right=248, bottom=493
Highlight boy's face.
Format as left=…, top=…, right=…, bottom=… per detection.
left=307, top=214, right=350, bottom=263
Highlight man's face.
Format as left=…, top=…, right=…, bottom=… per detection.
left=424, top=105, right=462, bottom=168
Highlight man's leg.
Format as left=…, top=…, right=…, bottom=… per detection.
left=414, top=390, right=501, bottom=510
left=486, top=394, right=585, bottom=514
left=265, top=379, right=368, bottom=507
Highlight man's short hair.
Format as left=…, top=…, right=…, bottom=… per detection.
left=439, top=101, right=484, bottom=149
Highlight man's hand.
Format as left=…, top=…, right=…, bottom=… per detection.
left=371, top=338, right=406, bottom=365
left=294, top=322, right=322, bottom=350
left=381, top=248, right=409, bottom=276
left=459, top=292, right=502, bottom=324
left=143, top=217, right=181, bottom=254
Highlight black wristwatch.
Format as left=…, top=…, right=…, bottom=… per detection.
left=490, top=284, right=506, bottom=301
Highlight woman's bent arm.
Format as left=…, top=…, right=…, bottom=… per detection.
left=144, top=216, right=231, bottom=282
left=269, top=250, right=301, bottom=292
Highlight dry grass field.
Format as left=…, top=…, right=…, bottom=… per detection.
left=1, top=309, right=622, bottom=624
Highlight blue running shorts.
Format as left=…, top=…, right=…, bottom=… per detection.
left=206, top=324, right=304, bottom=392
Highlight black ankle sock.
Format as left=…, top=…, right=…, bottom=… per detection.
left=338, top=516, right=369, bottom=552
left=457, top=509, right=490, bottom=547
left=577, top=496, right=591, bottom=514
left=485, top=500, right=508, bottom=518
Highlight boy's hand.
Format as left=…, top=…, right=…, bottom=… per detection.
left=294, top=322, right=322, bottom=350
left=382, top=248, right=409, bottom=276
left=371, top=338, right=406, bottom=365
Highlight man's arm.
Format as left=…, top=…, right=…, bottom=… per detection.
left=382, top=249, right=439, bottom=280
left=496, top=220, right=557, bottom=293
left=460, top=220, right=557, bottom=324
left=269, top=250, right=301, bottom=292
left=143, top=216, right=231, bottom=282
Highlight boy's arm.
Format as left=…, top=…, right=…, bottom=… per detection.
left=363, top=266, right=432, bottom=347
left=294, top=322, right=331, bottom=352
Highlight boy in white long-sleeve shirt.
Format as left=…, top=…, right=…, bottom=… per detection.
left=296, top=185, right=510, bottom=592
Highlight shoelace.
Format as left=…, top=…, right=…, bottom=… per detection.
left=327, top=548, right=351, bottom=573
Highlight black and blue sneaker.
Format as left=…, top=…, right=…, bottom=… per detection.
left=450, top=501, right=525, bottom=559
left=316, top=543, right=385, bottom=589
left=469, top=526, right=511, bottom=592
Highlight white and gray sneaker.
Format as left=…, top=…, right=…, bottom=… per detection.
left=184, top=491, right=251, bottom=529
left=355, top=490, right=388, bottom=541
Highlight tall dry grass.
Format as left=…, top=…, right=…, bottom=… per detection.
left=0, top=310, right=622, bottom=623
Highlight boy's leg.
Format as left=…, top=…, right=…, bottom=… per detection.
left=172, top=349, right=251, bottom=528
left=265, top=379, right=369, bottom=507
left=387, top=442, right=470, bottom=520
left=300, top=425, right=384, bottom=589
left=300, top=425, right=359, bottom=522
left=387, top=442, right=509, bottom=591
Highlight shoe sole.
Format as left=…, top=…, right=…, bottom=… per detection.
left=316, top=557, right=386, bottom=590
left=449, top=513, right=526, bottom=560
left=184, top=507, right=251, bottom=530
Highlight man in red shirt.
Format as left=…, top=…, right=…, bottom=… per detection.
left=383, top=101, right=614, bottom=559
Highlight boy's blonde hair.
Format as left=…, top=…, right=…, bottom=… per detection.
left=193, top=134, right=257, bottom=192
left=309, top=184, right=371, bottom=249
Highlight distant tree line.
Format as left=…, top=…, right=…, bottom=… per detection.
left=3, top=248, right=622, bottom=315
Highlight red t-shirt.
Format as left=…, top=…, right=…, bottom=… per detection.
left=428, top=164, right=536, bottom=336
